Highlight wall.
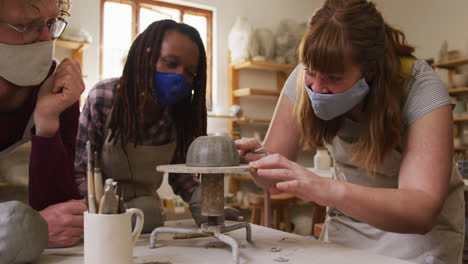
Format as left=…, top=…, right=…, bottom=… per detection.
left=373, top=0, right=468, bottom=59
left=61, top=0, right=101, bottom=101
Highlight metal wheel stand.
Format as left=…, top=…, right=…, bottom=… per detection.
left=150, top=173, right=253, bottom=264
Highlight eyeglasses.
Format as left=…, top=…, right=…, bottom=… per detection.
left=1, top=17, right=68, bottom=44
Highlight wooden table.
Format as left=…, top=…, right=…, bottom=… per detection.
left=38, top=220, right=412, bottom=264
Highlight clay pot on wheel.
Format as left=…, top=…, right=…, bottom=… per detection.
left=186, top=136, right=240, bottom=167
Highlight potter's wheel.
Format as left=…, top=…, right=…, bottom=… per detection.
left=150, top=164, right=253, bottom=264
left=149, top=136, right=278, bottom=264
left=156, top=164, right=254, bottom=174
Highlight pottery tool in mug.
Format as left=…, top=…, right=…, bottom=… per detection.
left=86, top=141, right=97, bottom=213
left=118, top=185, right=126, bottom=214
left=99, top=178, right=119, bottom=214
left=94, top=151, right=104, bottom=209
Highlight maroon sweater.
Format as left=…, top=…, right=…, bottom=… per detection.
left=0, top=69, right=80, bottom=211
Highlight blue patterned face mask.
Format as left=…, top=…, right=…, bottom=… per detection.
left=151, top=71, right=192, bottom=106
left=304, top=77, right=370, bottom=120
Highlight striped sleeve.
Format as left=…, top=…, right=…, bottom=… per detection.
left=403, top=59, right=451, bottom=127
left=283, top=64, right=302, bottom=103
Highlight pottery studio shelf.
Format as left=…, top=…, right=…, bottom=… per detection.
left=231, top=59, right=296, bottom=73
left=55, top=38, right=90, bottom=51
left=208, top=115, right=271, bottom=124
left=233, top=88, right=281, bottom=97
left=454, top=115, right=468, bottom=122
left=228, top=58, right=296, bottom=138
left=431, top=57, right=468, bottom=69
left=55, top=38, right=90, bottom=79
left=448, top=87, right=468, bottom=94
left=455, top=146, right=468, bottom=152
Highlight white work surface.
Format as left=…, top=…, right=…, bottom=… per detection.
left=39, top=219, right=412, bottom=264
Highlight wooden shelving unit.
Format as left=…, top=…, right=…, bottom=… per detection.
left=233, top=88, right=281, bottom=97
left=448, top=87, right=468, bottom=94
left=207, top=114, right=233, bottom=119
left=208, top=115, right=271, bottom=124
left=433, top=57, right=468, bottom=152
left=236, top=117, right=271, bottom=124
left=55, top=38, right=90, bottom=69
left=227, top=58, right=296, bottom=222
left=431, top=57, right=468, bottom=69
left=228, top=58, right=295, bottom=138
left=454, top=115, right=468, bottom=122
left=231, top=59, right=296, bottom=73
left=455, top=146, right=468, bottom=152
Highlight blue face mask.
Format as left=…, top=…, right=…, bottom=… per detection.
left=151, top=71, right=192, bottom=106
left=305, top=77, right=370, bottom=120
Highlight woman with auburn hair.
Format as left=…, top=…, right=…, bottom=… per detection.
left=75, top=20, right=241, bottom=233
left=236, top=0, right=464, bottom=263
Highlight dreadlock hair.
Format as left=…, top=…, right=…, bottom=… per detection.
left=107, top=19, right=207, bottom=164
left=296, top=0, right=415, bottom=176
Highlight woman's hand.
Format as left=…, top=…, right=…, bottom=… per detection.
left=235, top=137, right=268, bottom=163
left=250, top=153, right=332, bottom=206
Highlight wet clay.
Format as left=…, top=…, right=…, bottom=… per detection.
left=0, top=201, right=48, bottom=263
left=186, top=136, right=240, bottom=167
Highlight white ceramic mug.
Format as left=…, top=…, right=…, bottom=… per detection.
left=84, top=208, right=144, bottom=264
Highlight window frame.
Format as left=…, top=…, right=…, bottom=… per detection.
left=100, top=0, right=213, bottom=105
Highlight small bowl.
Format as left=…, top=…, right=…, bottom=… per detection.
left=186, top=136, right=240, bottom=167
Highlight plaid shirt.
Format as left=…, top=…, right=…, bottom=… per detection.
left=74, top=78, right=199, bottom=202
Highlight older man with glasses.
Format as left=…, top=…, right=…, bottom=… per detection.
left=0, top=0, right=86, bottom=261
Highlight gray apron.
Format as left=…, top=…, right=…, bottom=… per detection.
left=100, top=115, right=177, bottom=234
left=0, top=115, right=34, bottom=203
left=321, top=118, right=465, bottom=264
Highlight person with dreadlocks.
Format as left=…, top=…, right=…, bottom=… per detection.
left=75, top=19, right=242, bottom=233
left=0, top=0, right=87, bottom=260
left=236, top=0, right=464, bottom=263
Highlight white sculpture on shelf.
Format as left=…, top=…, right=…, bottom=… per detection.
left=274, top=19, right=306, bottom=65
left=249, top=28, right=275, bottom=62
left=228, top=17, right=307, bottom=65
left=228, top=17, right=253, bottom=63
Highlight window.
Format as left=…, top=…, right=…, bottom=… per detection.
left=100, top=0, right=213, bottom=106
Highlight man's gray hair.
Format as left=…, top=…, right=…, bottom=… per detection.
left=57, top=0, right=71, bottom=17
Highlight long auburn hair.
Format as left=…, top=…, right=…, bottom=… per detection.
left=296, top=0, right=415, bottom=176
left=107, top=20, right=207, bottom=163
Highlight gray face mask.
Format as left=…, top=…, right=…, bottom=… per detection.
left=305, top=77, right=370, bottom=120
left=0, top=40, right=55, bottom=86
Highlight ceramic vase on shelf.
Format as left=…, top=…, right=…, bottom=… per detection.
left=314, top=148, right=331, bottom=170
